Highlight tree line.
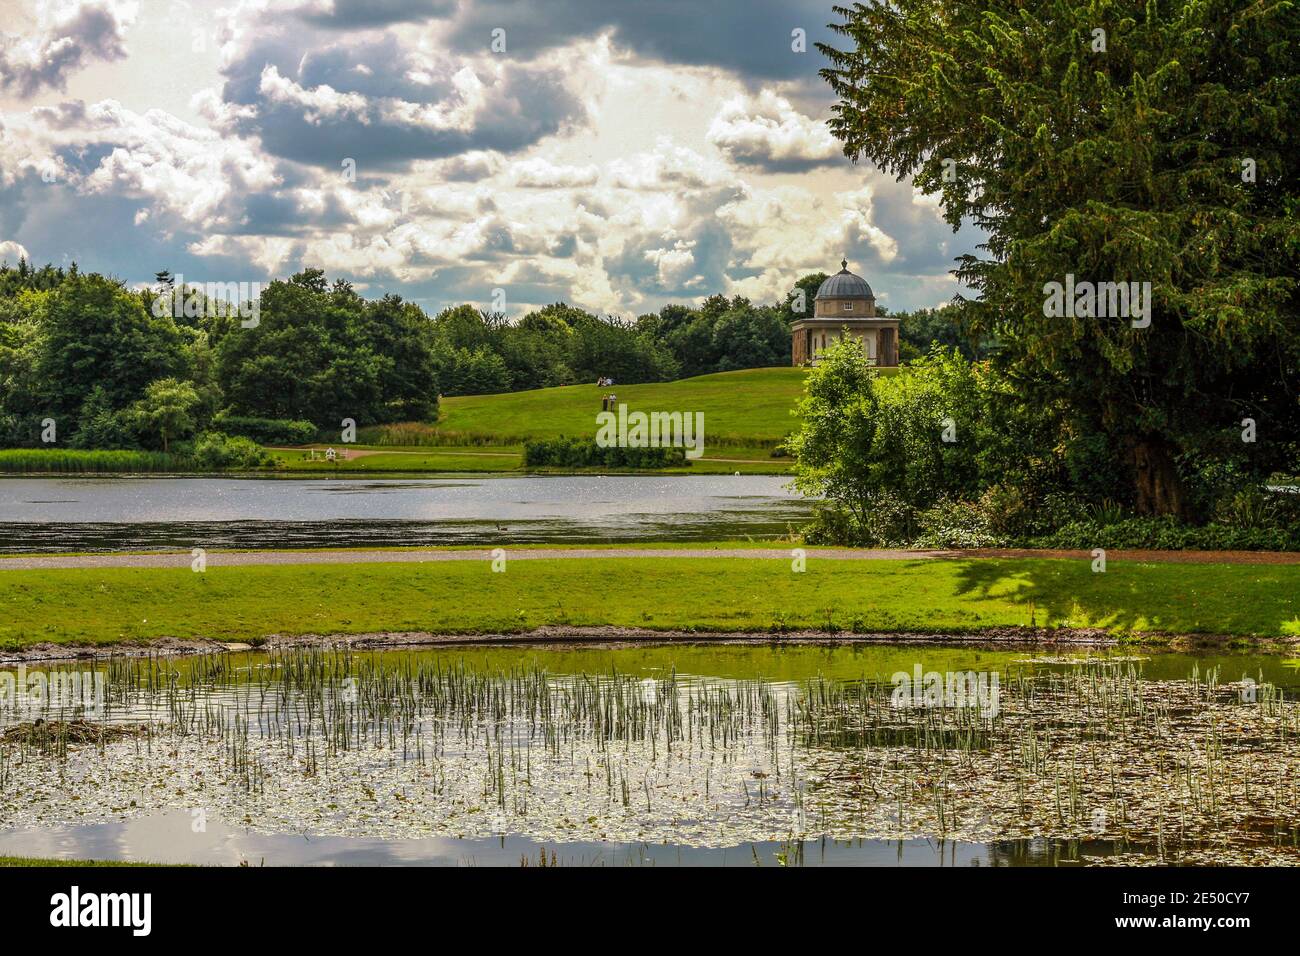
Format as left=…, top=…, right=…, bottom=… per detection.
left=2, top=258, right=956, bottom=451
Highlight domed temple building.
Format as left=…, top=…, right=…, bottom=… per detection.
left=791, top=260, right=899, bottom=366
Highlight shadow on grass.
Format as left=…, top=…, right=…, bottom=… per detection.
left=943, top=556, right=1293, bottom=636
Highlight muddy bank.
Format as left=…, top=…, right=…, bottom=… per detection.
left=2, top=624, right=1295, bottom=663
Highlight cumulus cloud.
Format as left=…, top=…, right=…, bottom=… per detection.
left=213, top=29, right=587, bottom=169
left=289, top=0, right=456, bottom=28
left=0, top=0, right=138, bottom=98
left=223, top=0, right=836, bottom=81
left=13, top=98, right=280, bottom=230
left=406, top=183, right=498, bottom=221
left=0, top=1, right=983, bottom=315
left=708, top=90, right=841, bottom=172
left=430, top=151, right=502, bottom=182
left=608, top=138, right=733, bottom=192
left=0, top=239, right=30, bottom=262
left=257, top=65, right=370, bottom=124
left=443, top=0, right=836, bottom=80
left=513, top=157, right=598, bottom=189
left=710, top=175, right=975, bottom=307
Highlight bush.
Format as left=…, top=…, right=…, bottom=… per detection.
left=1214, top=488, right=1280, bottom=530
left=1027, top=516, right=1300, bottom=552
left=802, top=492, right=919, bottom=547
left=978, top=484, right=1033, bottom=537
left=801, top=505, right=864, bottom=546
left=914, top=498, right=1004, bottom=549
left=804, top=485, right=1300, bottom=552
left=523, top=436, right=688, bottom=469
left=789, top=343, right=1063, bottom=544
left=212, top=414, right=317, bottom=445
left=185, top=432, right=275, bottom=470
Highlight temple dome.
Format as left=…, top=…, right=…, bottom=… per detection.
left=815, top=260, right=874, bottom=300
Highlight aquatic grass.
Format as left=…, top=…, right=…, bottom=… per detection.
left=2, top=650, right=1299, bottom=864
left=355, top=422, right=442, bottom=446
left=0, top=449, right=179, bottom=474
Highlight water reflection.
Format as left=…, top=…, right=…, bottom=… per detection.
left=0, top=475, right=812, bottom=552
left=0, top=809, right=1133, bottom=867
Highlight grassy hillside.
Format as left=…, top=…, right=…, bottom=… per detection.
left=273, top=365, right=904, bottom=472
left=0, top=367, right=886, bottom=474
left=435, top=367, right=814, bottom=446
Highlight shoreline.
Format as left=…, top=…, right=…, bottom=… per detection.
left=3, top=624, right=1296, bottom=664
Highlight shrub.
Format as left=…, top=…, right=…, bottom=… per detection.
left=978, top=483, right=1036, bottom=537
left=1087, top=498, right=1128, bottom=527
left=69, top=407, right=136, bottom=450
left=802, top=492, right=918, bottom=547
left=914, top=498, right=1004, bottom=549
left=1214, top=488, right=1278, bottom=530
left=802, top=505, right=863, bottom=546
left=523, top=436, right=687, bottom=469
left=185, top=431, right=275, bottom=470
left=212, top=414, right=317, bottom=445
left=789, top=343, right=1063, bottom=543
left=1028, top=516, right=1300, bottom=552
left=805, top=487, right=1300, bottom=552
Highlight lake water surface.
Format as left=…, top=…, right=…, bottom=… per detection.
left=0, top=475, right=812, bottom=552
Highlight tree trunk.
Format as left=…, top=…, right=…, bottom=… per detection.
left=1129, top=437, right=1185, bottom=517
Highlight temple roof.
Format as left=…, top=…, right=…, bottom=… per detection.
left=814, top=260, right=874, bottom=300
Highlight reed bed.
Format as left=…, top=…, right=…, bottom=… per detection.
left=354, top=422, right=443, bottom=446
left=1, top=652, right=1297, bottom=864
left=0, top=449, right=178, bottom=473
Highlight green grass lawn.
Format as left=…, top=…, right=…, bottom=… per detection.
left=436, top=367, right=816, bottom=445
left=2, top=554, right=1296, bottom=647
left=302, top=366, right=817, bottom=472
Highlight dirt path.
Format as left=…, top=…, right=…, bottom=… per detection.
left=2, top=545, right=1297, bottom=572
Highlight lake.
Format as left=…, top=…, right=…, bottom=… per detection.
left=2, top=642, right=1296, bottom=866
left=0, top=474, right=813, bottom=552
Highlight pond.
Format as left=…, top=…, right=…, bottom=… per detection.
left=0, top=475, right=812, bottom=553
left=2, top=642, right=1297, bottom=866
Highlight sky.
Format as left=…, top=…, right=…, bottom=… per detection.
left=0, top=0, right=983, bottom=317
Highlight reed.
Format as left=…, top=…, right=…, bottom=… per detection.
left=0, top=448, right=178, bottom=473
left=3, top=650, right=1298, bottom=864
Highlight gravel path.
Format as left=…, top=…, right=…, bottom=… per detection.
left=1, top=546, right=1297, bottom=571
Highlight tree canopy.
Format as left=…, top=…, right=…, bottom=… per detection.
left=820, top=0, right=1300, bottom=514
